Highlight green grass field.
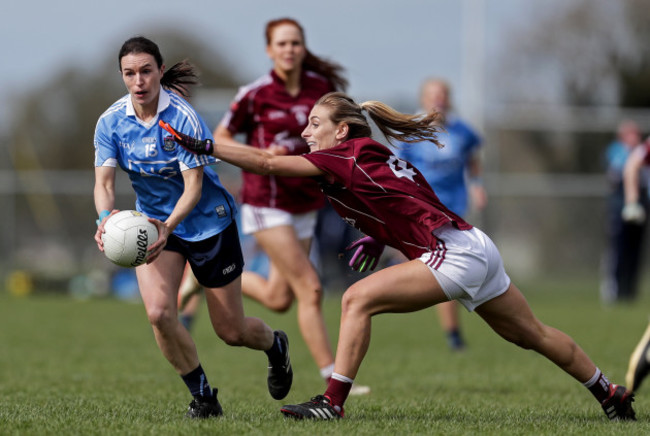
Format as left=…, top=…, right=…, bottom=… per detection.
left=1, top=277, right=650, bottom=435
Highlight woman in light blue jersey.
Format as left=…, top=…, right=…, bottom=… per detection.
left=93, top=36, right=292, bottom=418
left=396, top=78, right=487, bottom=351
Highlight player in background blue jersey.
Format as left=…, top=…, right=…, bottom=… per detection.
left=600, top=120, right=647, bottom=303
left=396, top=78, right=487, bottom=350
left=93, top=36, right=292, bottom=418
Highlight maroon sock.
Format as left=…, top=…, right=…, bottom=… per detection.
left=324, top=377, right=352, bottom=409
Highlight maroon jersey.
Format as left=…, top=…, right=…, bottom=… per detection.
left=303, top=137, right=473, bottom=260
left=220, top=70, right=332, bottom=213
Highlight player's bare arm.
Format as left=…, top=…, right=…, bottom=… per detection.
left=94, top=166, right=117, bottom=215
left=94, top=166, right=118, bottom=249
left=623, top=148, right=644, bottom=205
left=161, top=120, right=324, bottom=178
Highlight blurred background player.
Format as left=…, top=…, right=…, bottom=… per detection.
left=395, top=78, right=487, bottom=350
left=623, top=135, right=650, bottom=392
left=600, top=120, right=648, bottom=303
left=94, top=36, right=292, bottom=418
left=178, top=263, right=202, bottom=330
left=182, top=18, right=368, bottom=394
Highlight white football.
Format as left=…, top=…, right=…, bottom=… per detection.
left=101, top=210, right=158, bottom=268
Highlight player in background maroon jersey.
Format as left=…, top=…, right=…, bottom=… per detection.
left=191, top=17, right=367, bottom=395
left=161, top=92, right=635, bottom=422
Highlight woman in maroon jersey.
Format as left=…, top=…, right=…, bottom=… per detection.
left=162, top=92, right=635, bottom=422
left=206, top=17, right=370, bottom=393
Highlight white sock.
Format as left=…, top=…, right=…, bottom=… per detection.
left=583, top=368, right=602, bottom=388
left=320, top=363, right=335, bottom=380
left=331, top=372, right=354, bottom=384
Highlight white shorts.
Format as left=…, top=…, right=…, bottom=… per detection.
left=418, top=224, right=511, bottom=312
left=240, top=204, right=318, bottom=239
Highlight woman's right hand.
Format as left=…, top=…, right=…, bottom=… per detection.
left=94, top=209, right=119, bottom=252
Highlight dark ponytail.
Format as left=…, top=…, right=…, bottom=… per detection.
left=161, top=60, right=199, bottom=98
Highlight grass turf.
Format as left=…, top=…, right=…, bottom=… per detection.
left=0, top=277, right=649, bottom=435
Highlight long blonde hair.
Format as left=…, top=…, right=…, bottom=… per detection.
left=315, top=92, right=442, bottom=147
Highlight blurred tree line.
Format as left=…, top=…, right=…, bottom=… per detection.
left=482, top=0, right=650, bottom=279
left=497, top=0, right=650, bottom=107
left=7, top=31, right=239, bottom=172
left=4, top=0, right=650, bottom=287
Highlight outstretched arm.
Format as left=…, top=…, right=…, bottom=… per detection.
left=623, top=148, right=645, bottom=205
left=622, top=147, right=647, bottom=224
left=213, top=139, right=320, bottom=177
left=161, top=120, right=323, bottom=178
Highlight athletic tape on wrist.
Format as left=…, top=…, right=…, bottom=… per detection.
left=96, top=210, right=110, bottom=226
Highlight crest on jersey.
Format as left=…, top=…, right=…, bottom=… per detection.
left=291, top=105, right=309, bottom=125
left=163, top=136, right=176, bottom=152
left=215, top=205, right=227, bottom=218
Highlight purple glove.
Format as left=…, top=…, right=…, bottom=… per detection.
left=346, top=236, right=385, bottom=272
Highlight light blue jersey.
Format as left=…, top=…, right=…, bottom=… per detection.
left=94, top=88, right=236, bottom=241
left=605, top=141, right=631, bottom=185
left=398, top=114, right=481, bottom=217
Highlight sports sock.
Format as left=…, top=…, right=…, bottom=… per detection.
left=264, top=332, right=283, bottom=365
left=324, top=373, right=353, bottom=411
left=179, top=314, right=194, bottom=331
left=181, top=364, right=212, bottom=398
left=446, top=329, right=465, bottom=350
left=583, top=367, right=611, bottom=402
left=320, top=363, right=335, bottom=382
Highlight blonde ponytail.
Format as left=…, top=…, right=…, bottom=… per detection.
left=315, top=92, right=442, bottom=148
left=360, top=101, right=442, bottom=147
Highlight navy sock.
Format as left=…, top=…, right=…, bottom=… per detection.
left=181, top=364, right=212, bottom=398
left=447, top=329, right=465, bottom=350
left=264, top=332, right=283, bottom=364
left=179, top=314, right=194, bottom=331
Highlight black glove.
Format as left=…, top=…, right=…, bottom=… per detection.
left=159, top=120, right=214, bottom=155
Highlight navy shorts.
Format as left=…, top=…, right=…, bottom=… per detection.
left=165, top=220, right=244, bottom=288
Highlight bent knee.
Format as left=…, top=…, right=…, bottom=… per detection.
left=293, top=277, right=324, bottom=304
left=216, top=327, right=246, bottom=346
left=266, top=295, right=294, bottom=313
left=146, top=306, right=176, bottom=330
left=341, top=284, right=373, bottom=315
